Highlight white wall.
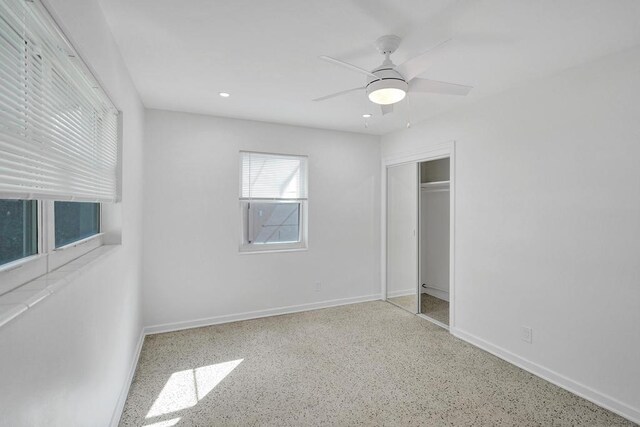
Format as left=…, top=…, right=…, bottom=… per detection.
left=0, top=0, right=145, bottom=425
left=382, top=47, right=640, bottom=421
left=143, top=110, right=380, bottom=329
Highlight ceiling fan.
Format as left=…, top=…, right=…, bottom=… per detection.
left=314, top=35, right=472, bottom=115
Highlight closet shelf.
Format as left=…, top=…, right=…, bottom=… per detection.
left=420, top=180, right=450, bottom=187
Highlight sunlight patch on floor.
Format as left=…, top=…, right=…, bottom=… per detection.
left=145, top=359, right=243, bottom=419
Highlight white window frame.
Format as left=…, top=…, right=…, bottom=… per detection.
left=239, top=200, right=308, bottom=253
left=0, top=200, right=103, bottom=294
left=46, top=201, right=104, bottom=270
left=238, top=151, right=309, bottom=254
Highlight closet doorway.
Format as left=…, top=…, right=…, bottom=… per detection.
left=383, top=144, right=455, bottom=328
left=418, top=158, right=450, bottom=327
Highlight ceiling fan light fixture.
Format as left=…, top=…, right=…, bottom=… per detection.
left=368, top=88, right=406, bottom=105
left=366, top=79, right=408, bottom=105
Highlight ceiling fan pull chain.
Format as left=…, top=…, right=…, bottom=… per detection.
left=406, top=92, right=412, bottom=128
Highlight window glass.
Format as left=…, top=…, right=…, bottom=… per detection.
left=0, top=200, right=38, bottom=266
left=54, top=202, right=100, bottom=248
left=248, top=202, right=300, bottom=244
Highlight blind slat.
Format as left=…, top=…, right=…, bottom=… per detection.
left=0, top=0, right=120, bottom=202
left=240, top=151, right=308, bottom=200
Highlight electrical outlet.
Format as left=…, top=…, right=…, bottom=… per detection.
left=521, top=326, right=533, bottom=344
left=314, top=282, right=321, bottom=292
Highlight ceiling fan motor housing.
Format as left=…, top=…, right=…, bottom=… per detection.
left=375, top=34, right=401, bottom=55
left=366, top=67, right=408, bottom=105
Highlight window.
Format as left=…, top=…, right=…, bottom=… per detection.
left=240, top=151, right=308, bottom=252
left=247, top=202, right=300, bottom=244
left=0, top=0, right=117, bottom=293
left=0, top=0, right=120, bottom=202
left=0, top=198, right=102, bottom=293
left=54, top=202, right=100, bottom=248
left=0, top=200, right=37, bottom=266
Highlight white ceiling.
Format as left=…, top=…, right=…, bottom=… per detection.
left=98, top=0, right=640, bottom=135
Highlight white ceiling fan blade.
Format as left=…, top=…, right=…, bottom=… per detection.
left=394, top=39, right=451, bottom=81
left=319, top=56, right=379, bottom=79
left=409, top=78, right=472, bottom=96
left=381, top=104, right=393, bottom=115
left=312, top=86, right=365, bottom=102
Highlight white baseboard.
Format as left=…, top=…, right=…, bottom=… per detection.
left=421, top=287, right=449, bottom=302
left=144, top=293, right=383, bottom=335
left=386, top=289, right=416, bottom=298
left=450, top=327, right=640, bottom=424
left=109, top=330, right=145, bottom=427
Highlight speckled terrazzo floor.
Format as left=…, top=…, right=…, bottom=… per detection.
left=421, top=294, right=450, bottom=325
left=387, top=294, right=418, bottom=313
left=120, top=301, right=634, bottom=426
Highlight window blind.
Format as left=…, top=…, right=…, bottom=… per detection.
left=0, top=0, right=120, bottom=202
left=240, top=151, right=308, bottom=200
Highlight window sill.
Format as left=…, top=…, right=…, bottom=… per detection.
left=0, top=253, right=46, bottom=274
left=53, top=232, right=104, bottom=251
left=238, top=245, right=308, bottom=255
left=0, top=244, right=119, bottom=329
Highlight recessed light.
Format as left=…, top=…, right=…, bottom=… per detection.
left=219, top=92, right=230, bottom=98
left=362, top=113, right=372, bottom=118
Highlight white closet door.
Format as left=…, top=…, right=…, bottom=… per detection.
left=386, top=163, right=418, bottom=309
left=420, top=184, right=450, bottom=301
